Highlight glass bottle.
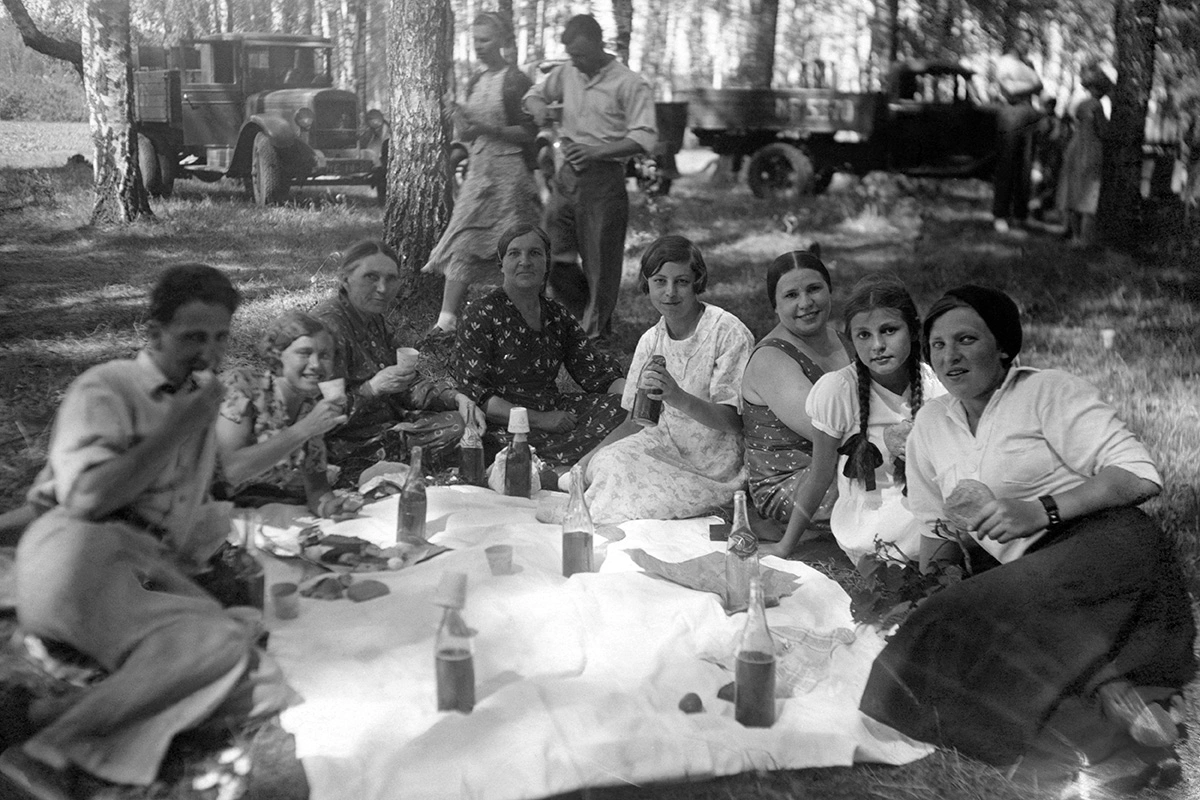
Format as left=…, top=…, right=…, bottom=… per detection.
left=631, top=354, right=666, bottom=427
left=396, top=445, right=427, bottom=543
left=434, top=574, right=475, bottom=713
left=561, top=464, right=595, bottom=577
left=734, top=575, right=776, bottom=727
left=459, top=423, right=486, bottom=487
left=724, top=490, right=758, bottom=613
left=504, top=407, right=532, bottom=498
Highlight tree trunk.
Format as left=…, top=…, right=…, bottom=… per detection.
left=612, top=0, right=632, bottom=65
left=83, top=0, right=152, bottom=225
left=384, top=0, right=452, bottom=316
left=1097, top=0, right=1160, bottom=248
left=732, top=0, right=779, bottom=89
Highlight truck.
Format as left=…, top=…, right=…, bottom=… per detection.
left=132, top=32, right=382, bottom=205
left=683, top=60, right=1001, bottom=198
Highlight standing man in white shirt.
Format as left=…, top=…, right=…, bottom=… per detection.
left=523, top=14, right=658, bottom=340
left=0, top=264, right=294, bottom=798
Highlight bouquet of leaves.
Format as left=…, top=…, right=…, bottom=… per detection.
left=847, top=521, right=970, bottom=632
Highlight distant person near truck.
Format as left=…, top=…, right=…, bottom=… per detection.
left=992, top=34, right=1044, bottom=235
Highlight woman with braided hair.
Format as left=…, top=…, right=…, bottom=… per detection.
left=759, top=275, right=944, bottom=566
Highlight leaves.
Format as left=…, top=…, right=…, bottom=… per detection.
left=846, top=538, right=963, bottom=632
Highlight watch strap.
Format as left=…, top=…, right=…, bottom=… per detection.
left=1038, top=495, right=1063, bottom=530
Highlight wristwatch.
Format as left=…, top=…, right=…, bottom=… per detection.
left=1037, top=495, right=1063, bottom=531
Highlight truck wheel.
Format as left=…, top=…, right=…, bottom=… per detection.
left=138, top=134, right=162, bottom=197
left=746, top=143, right=815, bottom=199
left=251, top=132, right=288, bottom=206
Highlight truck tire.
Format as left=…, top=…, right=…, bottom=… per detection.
left=251, top=131, right=288, bottom=206
left=746, top=143, right=815, bottom=199
left=138, top=134, right=162, bottom=197
left=138, top=134, right=176, bottom=199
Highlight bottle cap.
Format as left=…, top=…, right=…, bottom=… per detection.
left=432, top=571, right=468, bottom=609
left=508, top=407, right=530, bottom=434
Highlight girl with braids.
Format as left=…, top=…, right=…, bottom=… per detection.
left=759, top=274, right=944, bottom=565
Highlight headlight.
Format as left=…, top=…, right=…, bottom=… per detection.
left=294, top=108, right=314, bottom=130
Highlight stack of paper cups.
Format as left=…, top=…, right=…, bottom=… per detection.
left=508, top=406, right=530, bottom=434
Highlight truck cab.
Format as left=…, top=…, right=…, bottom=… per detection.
left=134, top=33, right=379, bottom=204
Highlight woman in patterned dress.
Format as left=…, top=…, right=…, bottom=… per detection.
left=423, top=12, right=543, bottom=336
left=741, top=248, right=851, bottom=525
left=455, top=224, right=626, bottom=469
left=312, top=240, right=485, bottom=481
left=215, top=311, right=361, bottom=516
left=578, top=235, right=754, bottom=524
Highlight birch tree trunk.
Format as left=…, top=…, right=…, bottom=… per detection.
left=1098, top=0, right=1160, bottom=247
left=83, top=0, right=152, bottom=225
left=732, top=0, right=779, bottom=88
left=384, top=0, right=453, bottom=311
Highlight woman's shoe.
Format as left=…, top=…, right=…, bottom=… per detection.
left=1097, top=681, right=1181, bottom=748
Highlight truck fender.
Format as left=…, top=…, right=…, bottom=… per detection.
left=230, top=116, right=298, bottom=177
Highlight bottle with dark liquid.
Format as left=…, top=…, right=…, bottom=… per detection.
left=631, top=354, right=666, bottom=427
left=724, top=490, right=758, bottom=613
left=434, top=573, right=475, bottom=713
left=459, top=423, right=486, bottom=487
left=734, top=574, right=776, bottom=727
left=504, top=407, right=532, bottom=498
left=397, top=445, right=427, bottom=543
left=561, top=464, right=594, bottom=577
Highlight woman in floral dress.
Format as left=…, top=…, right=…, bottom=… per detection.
left=455, top=224, right=626, bottom=468
left=423, top=12, right=542, bottom=336
left=215, top=311, right=360, bottom=516
left=578, top=235, right=754, bottom=524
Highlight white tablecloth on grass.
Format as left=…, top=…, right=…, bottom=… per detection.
left=251, top=486, right=931, bottom=800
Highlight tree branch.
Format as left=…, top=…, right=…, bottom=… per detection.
left=2, top=0, right=84, bottom=75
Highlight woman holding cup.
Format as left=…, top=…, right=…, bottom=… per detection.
left=312, top=239, right=485, bottom=481
left=860, top=285, right=1194, bottom=785
left=215, top=311, right=361, bottom=517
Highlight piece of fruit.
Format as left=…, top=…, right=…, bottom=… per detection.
left=678, top=692, right=704, bottom=713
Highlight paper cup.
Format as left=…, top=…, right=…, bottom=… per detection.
left=1100, top=328, right=1116, bottom=350
left=318, top=378, right=346, bottom=402
left=395, top=347, right=420, bottom=372
left=432, top=572, right=468, bottom=609
left=485, top=545, right=513, bottom=576
left=271, top=582, right=300, bottom=620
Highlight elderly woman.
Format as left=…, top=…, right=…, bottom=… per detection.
left=215, top=311, right=360, bottom=517
left=312, top=240, right=484, bottom=479
left=740, top=247, right=851, bottom=526
left=455, top=223, right=626, bottom=468
left=860, top=286, right=1195, bottom=785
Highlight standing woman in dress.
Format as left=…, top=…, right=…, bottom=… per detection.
left=423, top=12, right=543, bottom=336
left=1057, top=62, right=1112, bottom=247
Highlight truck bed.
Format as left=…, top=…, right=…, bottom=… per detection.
left=683, top=87, right=878, bottom=137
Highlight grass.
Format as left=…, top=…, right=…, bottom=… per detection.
left=1, top=157, right=1199, bottom=799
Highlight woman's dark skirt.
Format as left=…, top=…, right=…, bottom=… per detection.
left=859, top=507, right=1196, bottom=766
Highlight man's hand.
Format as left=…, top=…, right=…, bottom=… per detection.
left=561, top=140, right=600, bottom=170
left=166, top=378, right=224, bottom=439
left=369, top=365, right=418, bottom=396
left=530, top=409, right=577, bottom=433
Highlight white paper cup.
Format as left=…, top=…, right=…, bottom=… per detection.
left=1100, top=329, right=1116, bottom=350
left=485, top=545, right=513, bottom=576
left=395, top=347, right=420, bottom=372
left=318, top=378, right=346, bottom=402
left=271, top=582, right=299, bottom=620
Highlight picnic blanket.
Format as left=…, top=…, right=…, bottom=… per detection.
left=251, top=486, right=931, bottom=800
